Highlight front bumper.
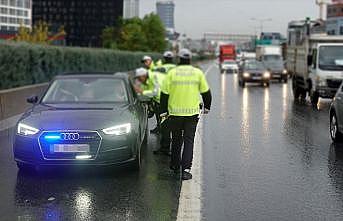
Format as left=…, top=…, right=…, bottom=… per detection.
left=243, top=75, right=270, bottom=83
left=271, top=72, right=287, bottom=79
left=316, top=86, right=339, bottom=99
left=13, top=131, right=137, bottom=166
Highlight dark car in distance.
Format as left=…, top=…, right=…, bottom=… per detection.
left=239, top=60, right=271, bottom=87
left=13, top=72, right=149, bottom=171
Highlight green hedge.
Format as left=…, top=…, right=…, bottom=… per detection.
left=0, top=41, right=161, bottom=90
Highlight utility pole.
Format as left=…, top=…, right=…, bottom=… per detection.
left=250, top=18, right=272, bottom=35
left=316, top=0, right=328, bottom=20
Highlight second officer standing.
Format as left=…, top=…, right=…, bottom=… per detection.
left=160, top=49, right=212, bottom=180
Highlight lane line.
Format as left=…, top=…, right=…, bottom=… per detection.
left=177, top=61, right=214, bottom=220
left=205, top=62, right=216, bottom=76
left=176, top=118, right=204, bottom=221
left=0, top=114, right=22, bottom=132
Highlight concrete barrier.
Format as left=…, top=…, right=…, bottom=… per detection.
left=0, top=83, right=48, bottom=120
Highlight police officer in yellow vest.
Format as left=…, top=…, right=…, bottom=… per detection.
left=141, top=56, right=155, bottom=71
left=160, top=49, right=212, bottom=180
left=160, top=51, right=176, bottom=73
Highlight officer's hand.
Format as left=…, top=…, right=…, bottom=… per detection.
left=134, top=85, right=143, bottom=94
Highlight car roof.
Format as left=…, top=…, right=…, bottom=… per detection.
left=54, top=72, right=129, bottom=79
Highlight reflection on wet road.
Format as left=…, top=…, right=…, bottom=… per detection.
left=202, top=61, right=343, bottom=221
left=0, top=128, right=181, bottom=221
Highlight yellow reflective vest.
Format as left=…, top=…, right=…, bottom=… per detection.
left=161, top=65, right=210, bottom=116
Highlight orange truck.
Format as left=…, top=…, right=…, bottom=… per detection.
left=219, top=44, right=236, bottom=71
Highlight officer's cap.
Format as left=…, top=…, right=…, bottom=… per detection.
left=135, top=68, right=148, bottom=77
left=141, top=56, right=152, bottom=63
left=163, top=51, right=174, bottom=58
left=178, top=49, right=192, bottom=59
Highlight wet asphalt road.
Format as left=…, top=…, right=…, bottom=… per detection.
left=1, top=61, right=343, bottom=221
left=201, top=61, right=343, bottom=220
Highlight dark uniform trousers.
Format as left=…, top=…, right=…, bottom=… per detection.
left=169, top=115, right=199, bottom=170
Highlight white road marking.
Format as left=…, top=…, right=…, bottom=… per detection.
left=0, top=114, right=22, bottom=132
left=205, top=62, right=217, bottom=76
left=177, top=118, right=204, bottom=221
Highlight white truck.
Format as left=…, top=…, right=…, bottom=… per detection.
left=256, top=45, right=288, bottom=82
left=287, top=20, right=343, bottom=106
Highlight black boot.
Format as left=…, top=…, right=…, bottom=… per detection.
left=182, top=170, right=193, bottom=180
left=150, top=127, right=160, bottom=134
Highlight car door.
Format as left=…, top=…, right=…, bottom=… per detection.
left=335, top=84, right=343, bottom=130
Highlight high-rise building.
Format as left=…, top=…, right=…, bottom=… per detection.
left=123, top=0, right=139, bottom=19
left=156, top=0, right=175, bottom=29
left=32, top=0, right=123, bottom=47
left=327, top=1, right=343, bottom=35
left=0, top=0, right=32, bottom=39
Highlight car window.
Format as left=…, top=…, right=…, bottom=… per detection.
left=42, top=78, right=128, bottom=103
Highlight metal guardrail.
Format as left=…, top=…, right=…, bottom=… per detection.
left=0, top=83, right=48, bottom=120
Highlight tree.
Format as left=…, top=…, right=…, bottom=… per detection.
left=101, top=14, right=167, bottom=52
left=14, top=21, right=65, bottom=45
left=142, top=13, right=167, bottom=52
left=118, top=23, right=149, bottom=52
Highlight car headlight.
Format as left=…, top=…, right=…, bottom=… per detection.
left=263, top=72, right=271, bottom=78
left=17, top=123, right=39, bottom=136
left=102, top=123, right=131, bottom=135
left=243, top=72, right=250, bottom=78
left=283, top=69, right=288, bottom=74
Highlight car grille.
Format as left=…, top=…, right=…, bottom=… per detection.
left=327, top=79, right=342, bottom=89
left=38, top=131, right=101, bottom=160
left=250, top=73, right=262, bottom=77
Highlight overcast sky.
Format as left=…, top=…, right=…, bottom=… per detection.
left=140, top=0, right=319, bottom=38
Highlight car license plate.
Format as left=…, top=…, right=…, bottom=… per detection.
left=252, top=76, right=261, bottom=80
left=52, top=144, right=90, bottom=153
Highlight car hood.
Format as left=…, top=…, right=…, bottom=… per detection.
left=264, top=62, right=284, bottom=71
left=20, top=103, right=134, bottom=131
left=246, top=69, right=265, bottom=74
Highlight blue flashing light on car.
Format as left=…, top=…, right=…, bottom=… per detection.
left=44, top=135, right=61, bottom=141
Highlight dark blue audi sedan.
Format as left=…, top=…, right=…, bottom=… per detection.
left=13, top=72, right=149, bottom=171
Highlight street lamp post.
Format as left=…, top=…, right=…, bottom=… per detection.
left=250, top=18, right=272, bottom=35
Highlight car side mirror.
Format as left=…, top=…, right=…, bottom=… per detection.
left=27, top=95, right=38, bottom=104
left=137, top=95, right=151, bottom=103
left=307, top=55, right=313, bottom=66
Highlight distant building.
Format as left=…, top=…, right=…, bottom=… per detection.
left=123, top=0, right=139, bottom=19
left=156, top=0, right=174, bottom=29
left=327, top=2, right=343, bottom=35
left=32, top=0, right=123, bottom=47
left=0, top=0, right=32, bottom=39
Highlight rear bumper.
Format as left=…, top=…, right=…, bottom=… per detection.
left=13, top=134, right=137, bottom=166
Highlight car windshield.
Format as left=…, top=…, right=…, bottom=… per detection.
left=245, top=61, right=265, bottom=70
left=42, top=77, right=128, bottom=104
left=263, top=55, right=282, bottom=62
left=319, top=46, right=343, bottom=71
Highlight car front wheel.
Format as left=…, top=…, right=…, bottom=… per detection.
left=330, top=113, right=343, bottom=142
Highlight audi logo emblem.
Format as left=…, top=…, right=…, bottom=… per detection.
left=61, top=133, right=80, bottom=141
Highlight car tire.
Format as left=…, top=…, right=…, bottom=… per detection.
left=265, top=82, right=270, bottom=87
left=132, top=146, right=141, bottom=171
left=241, top=81, right=245, bottom=88
left=283, top=77, right=288, bottom=83
left=330, top=113, right=343, bottom=142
